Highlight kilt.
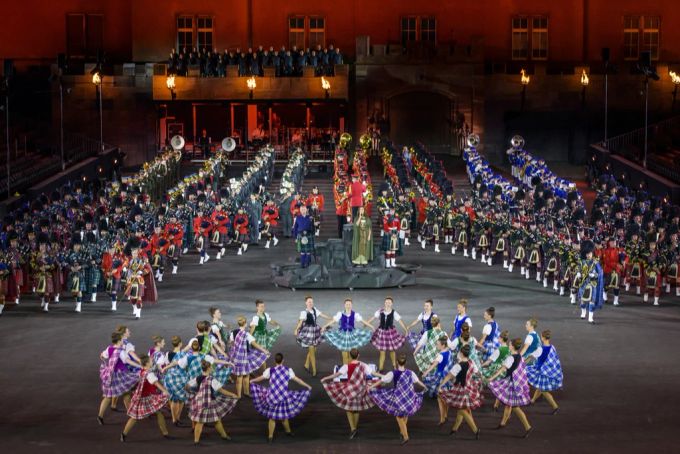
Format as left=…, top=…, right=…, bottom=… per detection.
left=253, top=325, right=282, bottom=351
left=371, top=327, right=406, bottom=351
left=456, top=230, right=468, bottom=245
left=414, top=328, right=447, bottom=372
left=296, top=324, right=323, bottom=348
left=438, top=365, right=483, bottom=410
left=380, top=233, right=402, bottom=254
left=0, top=278, right=7, bottom=296
left=188, top=378, right=238, bottom=423
left=476, top=233, right=489, bottom=248
left=250, top=375, right=311, bottom=420
left=545, top=256, right=559, bottom=273
left=228, top=330, right=269, bottom=376
left=526, top=347, right=563, bottom=392
left=494, top=237, right=507, bottom=253
left=370, top=370, right=423, bottom=417
left=488, top=360, right=530, bottom=407
left=69, top=272, right=87, bottom=293
left=512, top=245, right=525, bottom=262
left=296, top=234, right=315, bottom=254
left=127, top=387, right=168, bottom=419
left=34, top=274, right=54, bottom=295
left=322, top=364, right=374, bottom=412
left=323, top=328, right=372, bottom=351
left=85, top=266, right=101, bottom=289
left=100, top=361, right=139, bottom=398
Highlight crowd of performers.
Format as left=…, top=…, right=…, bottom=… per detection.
left=98, top=296, right=562, bottom=444
left=372, top=140, right=680, bottom=323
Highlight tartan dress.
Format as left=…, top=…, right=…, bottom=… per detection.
left=526, top=345, right=563, bottom=392
left=127, top=369, right=169, bottom=419
left=163, top=351, right=190, bottom=402
left=439, top=362, right=483, bottom=410
left=482, top=345, right=510, bottom=381
left=370, top=309, right=406, bottom=351
left=296, top=309, right=323, bottom=347
left=228, top=329, right=269, bottom=376
left=488, top=354, right=531, bottom=407
left=186, top=353, right=232, bottom=385
left=99, top=346, right=139, bottom=398
left=252, top=313, right=282, bottom=350
left=406, top=311, right=437, bottom=349
left=323, top=362, right=375, bottom=412
left=250, top=366, right=311, bottom=420
left=369, top=369, right=424, bottom=417
left=414, top=327, right=447, bottom=372
left=422, top=350, right=455, bottom=396
left=323, top=311, right=373, bottom=351
left=187, top=374, right=238, bottom=423
left=482, top=321, right=501, bottom=361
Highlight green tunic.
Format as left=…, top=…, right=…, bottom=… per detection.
left=252, top=313, right=281, bottom=350
left=352, top=216, right=373, bottom=265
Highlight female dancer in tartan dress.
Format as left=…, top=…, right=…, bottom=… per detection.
left=438, top=345, right=483, bottom=439
left=369, top=354, right=426, bottom=445
left=448, top=324, right=483, bottom=373
left=413, top=316, right=446, bottom=372
left=186, top=360, right=240, bottom=445
left=229, top=316, right=270, bottom=397
left=97, top=332, right=141, bottom=425
left=321, top=348, right=376, bottom=439
left=482, top=330, right=510, bottom=381
left=478, top=307, right=501, bottom=361
left=162, top=336, right=190, bottom=426
left=322, top=298, right=375, bottom=365
left=250, top=353, right=313, bottom=443
left=451, top=299, right=472, bottom=339
left=120, top=354, right=171, bottom=442
left=184, top=338, right=232, bottom=385
left=405, top=299, right=438, bottom=349
left=421, top=337, right=455, bottom=399
left=294, top=296, right=332, bottom=377
left=250, top=299, right=282, bottom=350
left=527, top=330, right=563, bottom=414
left=148, top=335, right=169, bottom=378
left=488, top=338, right=533, bottom=437
left=367, top=297, right=409, bottom=371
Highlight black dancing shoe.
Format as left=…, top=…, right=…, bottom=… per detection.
left=552, top=407, right=560, bottom=415
left=120, top=433, right=126, bottom=443
left=475, top=429, right=481, bottom=440
left=163, top=434, right=175, bottom=440
left=524, top=427, right=533, bottom=439
left=221, top=434, right=232, bottom=441
left=267, top=437, right=273, bottom=444
left=449, top=430, right=457, bottom=437
left=495, top=424, right=506, bottom=430
left=349, top=429, right=358, bottom=439
left=401, top=438, right=410, bottom=446
left=97, top=416, right=104, bottom=425
left=285, top=431, right=294, bottom=437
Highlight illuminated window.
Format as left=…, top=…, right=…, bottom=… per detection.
left=177, top=16, right=193, bottom=50
left=401, top=17, right=417, bottom=45
left=531, top=16, right=548, bottom=59
left=511, top=17, right=529, bottom=60
left=642, top=16, right=660, bottom=60
left=197, top=16, right=214, bottom=51
left=420, top=17, right=437, bottom=42
left=309, top=17, right=325, bottom=49
left=289, top=16, right=305, bottom=49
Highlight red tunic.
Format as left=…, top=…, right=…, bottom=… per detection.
left=211, top=210, right=229, bottom=235
left=262, top=206, right=279, bottom=226
left=601, top=247, right=624, bottom=275
left=163, top=222, right=184, bottom=247
left=307, top=194, right=325, bottom=211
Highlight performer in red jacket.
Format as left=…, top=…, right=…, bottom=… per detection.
left=599, top=237, right=625, bottom=306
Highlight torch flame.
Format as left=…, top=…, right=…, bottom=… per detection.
left=321, top=76, right=331, bottom=90
left=580, top=69, right=589, bottom=86
left=520, top=69, right=530, bottom=85
left=247, top=76, right=257, bottom=90
left=166, top=74, right=176, bottom=90
left=92, top=72, right=102, bottom=85
left=670, top=71, right=680, bottom=84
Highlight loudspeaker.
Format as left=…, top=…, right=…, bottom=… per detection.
left=639, top=51, right=652, bottom=68
left=3, top=59, right=14, bottom=78
left=601, top=47, right=610, bottom=63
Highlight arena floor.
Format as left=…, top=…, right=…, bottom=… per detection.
left=1, top=237, right=678, bottom=454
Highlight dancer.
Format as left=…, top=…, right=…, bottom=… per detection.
left=421, top=336, right=454, bottom=399
left=438, top=345, right=483, bottom=439
left=228, top=316, right=270, bottom=397
left=487, top=338, right=533, bottom=438
left=186, top=360, right=240, bottom=445
left=294, top=295, right=332, bottom=376
left=448, top=324, right=483, bottom=373
left=452, top=298, right=472, bottom=339
left=322, top=298, right=374, bottom=364
left=526, top=330, right=563, bottom=414
left=209, top=306, right=229, bottom=350
left=162, top=336, right=191, bottom=426
left=520, top=318, right=541, bottom=363
left=478, top=306, right=500, bottom=361
left=481, top=329, right=510, bottom=383
left=250, top=299, right=282, bottom=350
left=414, top=316, right=447, bottom=373
left=321, top=348, right=376, bottom=439
left=405, top=299, right=438, bottom=349
left=120, top=354, right=171, bottom=442
left=148, top=335, right=169, bottom=376
left=367, top=296, right=409, bottom=371
left=97, top=332, right=140, bottom=424
left=369, top=354, right=426, bottom=445
left=250, top=353, right=313, bottom=443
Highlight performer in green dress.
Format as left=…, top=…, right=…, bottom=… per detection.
left=352, top=207, right=373, bottom=266
left=250, top=300, right=282, bottom=350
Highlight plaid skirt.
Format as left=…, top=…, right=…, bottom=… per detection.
left=296, top=325, right=323, bottom=348
left=439, top=374, right=483, bottom=410
left=296, top=234, right=315, bottom=254
left=488, top=374, right=531, bottom=407
left=370, top=382, right=423, bottom=417
left=323, top=381, right=374, bottom=412
left=127, top=391, right=169, bottom=419
left=229, top=347, right=269, bottom=376
left=99, top=363, right=139, bottom=398
left=253, top=326, right=282, bottom=351
left=250, top=384, right=311, bottom=420
left=414, top=329, right=446, bottom=372
left=406, top=331, right=422, bottom=350
left=482, top=361, right=503, bottom=381
left=371, top=328, right=406, bottom=351
left=422, top=370, right=453, bottom=397
left=526, top=365, right=563, bottom=392
left=85, top=266, right=101, bottom=289
left=164, top=368, right=190, bottom=402
left=188, top=390, right=238, bottom=423
left=323, top=328, right=373, bottom=352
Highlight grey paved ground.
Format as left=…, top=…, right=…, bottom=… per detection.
left=0, top=237, right=679, bottom=454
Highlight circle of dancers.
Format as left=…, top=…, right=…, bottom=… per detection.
left=98, top=297, right=563, bottom=444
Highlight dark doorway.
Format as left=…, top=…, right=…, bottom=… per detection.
left=389, top=90, right=452, bottom=154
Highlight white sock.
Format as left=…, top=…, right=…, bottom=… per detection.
left=243, top=244, right=248, bottom=252
left=503, top=260, right=508, bottom=268
left=434, top=244, right=440, bottom=253
left=91, top=293, right=97, bottom=302
left=463, top=249, right=469, bottom=257
left=43, top=302, right=49, bottom=312
left=54, top=294, right=60, bottom=303
left=570, top=293, right=576, bottom=304
left=643, top=293, right=648, bottom=302
left=543, top=278, right=548, bottom=288
left=199, top=256, right=204, bottom=265
left=41, top=297, right=46, bottom=308
left=237, top=247, right=243, bottom=255
left=172, top=265, right=178, bottom=274
left=111, top=300, right=117, bottom=311
left=508, top=264, right=513, bottom=273
left=75, top=302, right=82, bottom=312
left=204, top=254, right=210, bottom=262
left=265, top=240, right=271, bottom=249
left=588, top=311, right=594, bottom=323
left=560, top=286, right=565, bottom=296
left=580, top=308, right=586, bottom=318
left=636, top=286, right=640, bottom=295
left=157, top=273, right=163, bottom=282
left=273, top=236, right=279, bottom=246
left=613, top=295, right=619, bottom=306
left=221, top=247, right=226, bottom=255
left=553, top=280, right=558, bottom=291
left=0, top=303, right=4, bottom=315
left=451, top=246, right=456, bottom=255
left=653, top=296, right=659, bottom=306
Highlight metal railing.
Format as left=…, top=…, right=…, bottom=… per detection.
left=599, top=115, right=680, bottom=153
